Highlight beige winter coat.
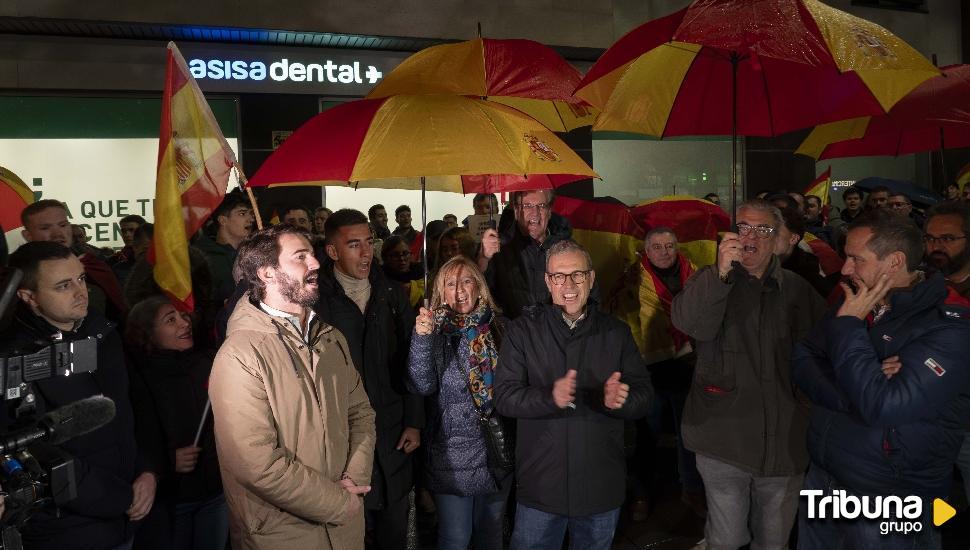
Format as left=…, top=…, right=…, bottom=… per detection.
left=210, top=295, right=376, bottom=550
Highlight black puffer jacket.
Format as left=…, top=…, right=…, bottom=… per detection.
left=314, top=263, right=424, bottom=509
left=494, top=304, right=652, bottom=516
left=0, top=305, right=141, bottom=550
left=130, top=349, right=222, bottom=503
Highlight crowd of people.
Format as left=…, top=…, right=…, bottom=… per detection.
left=0, top=181, right=969, bottom=550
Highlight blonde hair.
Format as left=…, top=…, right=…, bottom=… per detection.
left=430, top=255, right=499, bottom=313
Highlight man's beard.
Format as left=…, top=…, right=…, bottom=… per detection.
left=278, top=270, right=319, bottom=308
left=926, top=247, right=970, bottom=277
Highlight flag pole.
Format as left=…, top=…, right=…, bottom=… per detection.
left=235, top=166, right=264, bottom=230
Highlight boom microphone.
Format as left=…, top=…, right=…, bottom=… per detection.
left=0, top=395, right=116, bottom=454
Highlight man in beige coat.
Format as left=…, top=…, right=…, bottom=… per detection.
left=210, top=224, right=376, bottom=549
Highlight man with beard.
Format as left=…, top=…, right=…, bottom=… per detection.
left=923, top=202, right=970, bottom=507
left=316, top=209, right=423, bottom=550
left=924, top=201, right=970, bottom=299
left=793, top=210, right=970, bottom=548
left=209, top=224, right=376, bottom=549
left=672, top=200, right=825, bottom=550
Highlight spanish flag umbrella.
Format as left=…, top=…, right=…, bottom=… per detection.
left=367, top=37, right=596, bottom=132
left=575, top=0, right=940, bottom=217
left=796, top=64, right=970, bottom=162
left=0, top=165, right=34, bottom=233
left=247, top=94, right=598, bottom=290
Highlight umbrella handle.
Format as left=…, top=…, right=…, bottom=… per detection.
left=421, top=176, right=429, bottom=307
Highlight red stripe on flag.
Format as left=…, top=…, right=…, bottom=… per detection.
left=248, top=98, right=387, bottom=186
left=631, top=198, right=729, bottom=243
left=553, top=195, right=645, bottom=239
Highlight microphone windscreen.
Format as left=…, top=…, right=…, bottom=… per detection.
left=43, top=395, right=117, bottom=445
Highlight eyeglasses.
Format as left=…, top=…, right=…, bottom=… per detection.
left=649, top=243, right=676, bottom=251
left=736, top=223, right=776, bottom=239
left=923, top=234, right=967, bottom=245
left=519, top=202, right=550, bottom=212
left=546, top=270, right=590, bottom=285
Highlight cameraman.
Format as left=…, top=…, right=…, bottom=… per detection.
left=2, top=242, right=156, bottom=550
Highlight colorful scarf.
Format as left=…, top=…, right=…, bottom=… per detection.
left=435, top=302, right=498, bottom=412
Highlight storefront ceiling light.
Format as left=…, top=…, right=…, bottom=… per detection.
left=0, top=16, right=603, bottom=61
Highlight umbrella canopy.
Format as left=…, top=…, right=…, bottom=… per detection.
left=367, top=37, right=596, bottom=132
left=853, top=176, right=942, bottom=207
left=247, top=95, right=597, bottom=190
left=0, top=165, right=33, bottom=231
left=796, top=64, right=970, bottom=160
left=575, top=0, right=939, bottom=138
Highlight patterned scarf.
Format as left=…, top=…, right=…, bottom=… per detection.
left=435, top=302, right=498, bottom=412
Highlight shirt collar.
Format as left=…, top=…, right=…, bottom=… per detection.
left=561, top=309, right=587, bottom=330
left=259, top=302, right=316, bottom=341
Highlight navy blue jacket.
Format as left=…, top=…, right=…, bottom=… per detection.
left=792, top=273, right=970, bottom=498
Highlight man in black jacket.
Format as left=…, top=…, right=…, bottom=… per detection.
left=315, top=209, right=423, bottom=550
left=2, top=242, right=156, bottom=550
left=495, top=239, right=651, bottom=550
left=480, top=189, right=579, bottom=319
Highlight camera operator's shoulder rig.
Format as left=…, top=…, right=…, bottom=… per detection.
left=1, top=333, right=99, bottom=423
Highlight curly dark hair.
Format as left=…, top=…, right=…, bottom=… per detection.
left=235, top=224, right=313, bottom=302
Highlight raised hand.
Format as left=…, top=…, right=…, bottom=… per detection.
left=603, top=371, right=629, bottom=410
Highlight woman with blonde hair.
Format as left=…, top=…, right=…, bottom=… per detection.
left=407, top=256, right=512, bottom=550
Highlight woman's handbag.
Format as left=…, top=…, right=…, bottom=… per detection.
left=477, top=409, right=514, bottom=472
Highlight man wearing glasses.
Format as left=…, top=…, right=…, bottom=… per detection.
left=792, top=209, right=970, bottom=548
left=495, top=239, right=651, bottom=550
left=480, top=189, right=585, bottom=318
left=672, top=200, right=825, bottom=550
left=923, top=201, right=970, bottom=300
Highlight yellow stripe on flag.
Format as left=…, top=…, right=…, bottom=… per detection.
left=592, top=42, right=701, bottom=136
left=796, top=118, right=870, bottom=160
left=802, top=0, right=938, bottom=112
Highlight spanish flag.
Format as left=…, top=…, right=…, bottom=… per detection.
left=556, top=195, right=727, bottom=362
left=957, top=163, right=970, bottom=191
left=152, top=42, right=237, bottom=311
left=630, top=196, right=729, bottom=268
left=803, top=166, right=832, bottom=224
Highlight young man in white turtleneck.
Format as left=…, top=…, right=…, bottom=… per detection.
left=315, top=208, right=425, bottom=550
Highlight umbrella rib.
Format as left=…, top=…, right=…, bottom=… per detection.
left=759, top=58, right=775, bottom=136
left=658, top=42, right=705, bottom=139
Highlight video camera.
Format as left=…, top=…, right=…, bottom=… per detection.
left=0, top=268, right=113, bottom=550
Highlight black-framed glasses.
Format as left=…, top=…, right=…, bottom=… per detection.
left=923, top=234, right=967, bottom=245
left=649, top=243, right=676, bottom=251
left=736, top=223, right=775, bottom=239
left=546, top=270, right=590, bottom=285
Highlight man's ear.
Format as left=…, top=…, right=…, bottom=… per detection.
left=589, top=270, right=596, bottom=288
left=16, top=288, right=36, bottom=309
left=889, top=251, right=906, bottom=272
left=256, top=265, right=275, bottom=287
left=326, top=243, right=339, bottom=262
left=21, top=228, right=32, bottom=242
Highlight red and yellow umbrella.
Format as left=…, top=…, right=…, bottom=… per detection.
left=796, top=64, right=970, bottom=160
left=576, top=0, right=939, bottom=138
left=247, top=95, right=597, bottom=190
left=0, top=165, right=34, bottom=231
left=368, top=37, right=596, bottom=132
